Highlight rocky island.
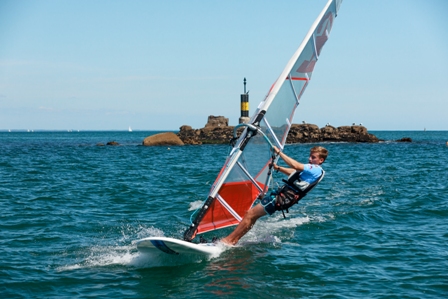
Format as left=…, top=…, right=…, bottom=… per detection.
left=143, top=115, right=380, bottom=146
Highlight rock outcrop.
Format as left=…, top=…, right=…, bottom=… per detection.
left=142, top=132, right=184, bottom=146
left=396, top=137, right=412, bottom=142
left=176, top=117, right=379, bottom=145
left=177, top=125, right=242, bottom=145
left=143, top=115, right=381, bottom=146
left=290, top=124, right=379, bottom=143
left=204, top=115, right=229, bottom=128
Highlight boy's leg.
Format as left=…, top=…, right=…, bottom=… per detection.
left=221, top=204, right=267, bottom=245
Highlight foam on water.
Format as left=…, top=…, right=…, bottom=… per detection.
left=188, top=200, right=204, bottom=211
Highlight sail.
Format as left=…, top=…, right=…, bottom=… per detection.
left=184, top=0, right=343, bottom=241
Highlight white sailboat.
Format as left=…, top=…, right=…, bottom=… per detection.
left=128, top=126, right=132, bottom=132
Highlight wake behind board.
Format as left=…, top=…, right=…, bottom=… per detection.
left=136, top=237, right=222, bottom=257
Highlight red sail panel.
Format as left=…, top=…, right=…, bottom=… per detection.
left=196, top=180, right=264, bottom=234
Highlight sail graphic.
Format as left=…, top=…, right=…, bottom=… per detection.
left=184, top=0, right=343, bottom=241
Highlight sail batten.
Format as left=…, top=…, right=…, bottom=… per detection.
left=216, top=195, right=243, bottom=222
left=263, top=118, right=282, bottom=149
left=236, top=161, right=264, bottom=193
left=184, top=0, right=343, bottom=241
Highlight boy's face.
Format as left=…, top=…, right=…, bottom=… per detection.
left=309, top=152, right=324, bottom=165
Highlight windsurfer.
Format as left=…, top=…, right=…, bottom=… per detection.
left=220, top=146, right=328, bottom=245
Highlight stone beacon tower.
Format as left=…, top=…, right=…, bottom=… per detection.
left=239, top=78, right=250, bottom=124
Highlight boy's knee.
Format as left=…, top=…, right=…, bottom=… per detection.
left=243, top=210, right=254, bottom=220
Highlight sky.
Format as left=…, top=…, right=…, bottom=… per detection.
left=1, top=0, right=447, bottom=131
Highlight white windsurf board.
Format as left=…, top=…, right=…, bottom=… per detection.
left=136, top=237, right=222, bottom=257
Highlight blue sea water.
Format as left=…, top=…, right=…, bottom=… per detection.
left=1, top=130, right=447, bottom=298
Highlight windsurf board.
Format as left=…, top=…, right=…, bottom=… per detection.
left=136, top=237, right=222, bottom=257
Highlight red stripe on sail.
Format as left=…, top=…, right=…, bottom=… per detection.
left=286, top=77, right=309, bottom=81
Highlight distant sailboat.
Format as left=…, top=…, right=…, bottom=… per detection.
left=128, top=126, right=132, bottom=132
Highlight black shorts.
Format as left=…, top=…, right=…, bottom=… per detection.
left=260, top=193, right=277, bottom=216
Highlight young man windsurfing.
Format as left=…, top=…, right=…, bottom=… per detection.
left=221, top=146, right=328, bottom=245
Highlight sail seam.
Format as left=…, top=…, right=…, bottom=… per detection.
left=313, top=33, right=319, bottom=60
left=287, top=73, right=301, bottom=105
left=296, top=78, right=309, bottom=102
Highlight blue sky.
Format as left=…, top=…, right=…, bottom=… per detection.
left=1, top=0, right=447, bottom=131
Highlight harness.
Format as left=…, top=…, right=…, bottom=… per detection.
left=274, top=168, right=325, bottom=218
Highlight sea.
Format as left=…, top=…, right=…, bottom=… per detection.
left=1, top=130, right=447, bottom=298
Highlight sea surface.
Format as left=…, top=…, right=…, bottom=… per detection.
left=1, top=130, right=447, bottom=298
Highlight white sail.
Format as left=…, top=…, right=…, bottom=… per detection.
left=184, top=0, right=343, bottom=241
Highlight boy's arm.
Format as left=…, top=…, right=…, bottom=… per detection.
left=273, top=146, right=305, bottom=172
left=273, top=163, right=295, bottom=175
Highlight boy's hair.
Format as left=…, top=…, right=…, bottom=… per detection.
left=310, top=146, right=328, bottom=162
